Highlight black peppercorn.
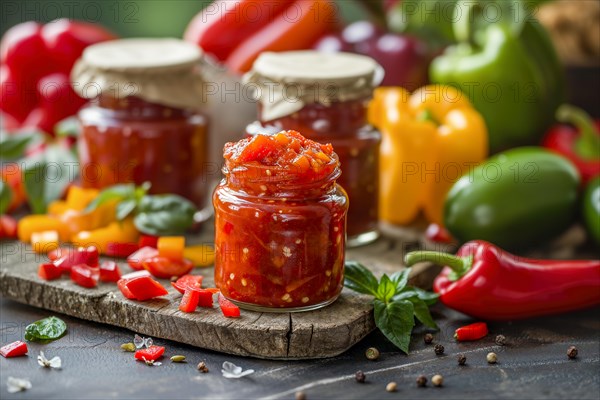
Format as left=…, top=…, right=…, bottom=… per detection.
left=434, top=344, right=445, bottom=355
left=567, top=346, right=578, bottom=359
left=457, top=354, right=467, bottom=365
left=495, top=334, right=507, bottom=346
left=355, top=371, right=366, bottom=383
left=416, top=375, right=427, bottom=387
left=424, top=333, right=434, bottom=344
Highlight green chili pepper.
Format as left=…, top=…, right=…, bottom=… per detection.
left=583, top=176, right=600, bottom=245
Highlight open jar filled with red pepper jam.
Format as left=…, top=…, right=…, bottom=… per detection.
left=213, top=130, right=349, bottom=312
left=72, top=39, right=209, bottom=208
left=244, top=51, right=382, bottom=247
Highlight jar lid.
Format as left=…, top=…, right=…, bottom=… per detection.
left=243, top=51, right=383, bottom=121
left=71, top=38, right=206, bottom=109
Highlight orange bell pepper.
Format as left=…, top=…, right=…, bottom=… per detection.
left=369, top=85, right=488, bottom=225
left=157, top=236, right=185, bottom=260
left=31, top=230, right=60, bottom=254
left=65, top=186, right=99, bottom=211
left=183, top=245, right=215, bottom=268
left=18, top=215, right=70, bottom=242
left=72, top=218, right=139, bottom=254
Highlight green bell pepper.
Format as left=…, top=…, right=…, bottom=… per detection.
left=430, top=0, right=565, bottom=152
left=583, top=176, right=600, bottom=245
left=444, top=147, right=580, bottom=251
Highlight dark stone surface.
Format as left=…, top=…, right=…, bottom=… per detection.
left=1, top=297, right=598, bottom=399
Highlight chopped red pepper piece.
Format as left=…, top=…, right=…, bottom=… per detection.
left=123, top=276, right=168, bottom=301
left=179, top=288, right=201, bottom=313
left=38, top=262, right=62, bottom=281
left=204, top=287, right=220, bottom=294
left=170, top=274, right=204, bottom=294
left=196, top=289, right=214, bottom=308
left=53, top=245, right=99, bottom=272
left=105, top=242, right=139, bottom=258
left=454, top=322, right=489, bottom=341
left=0, top=215, right=18, bottom=240
left=0, top=341, right=28, bottom=358
left=142, top=256, right=193, bottom=279
left=218, top=293, right=240, bottom=318
left=99, top=260, right=122, bottom=282
left=138, top=235, right=159, bottom=249
left=117, top=270, right=154, bottom=300
left=70, top=264, right=99, bottom=288
left=127, top=246, right=159, bottom=271
left=134, top=345, right=165, bottom=362
left=425, top=223, right=453, bottom=244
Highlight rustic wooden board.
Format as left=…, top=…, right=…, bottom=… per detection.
left=0, top=225, right=443, bottom=360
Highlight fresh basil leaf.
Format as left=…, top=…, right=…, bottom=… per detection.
left=390, top=268, right=410, bottom=292
left=116, top=199, right=136, bottom=220
left=343, top=261, right=379, bottom=296
left=85, top=183, right=137, bottom=212
left=134, top=194, right=196, bottom=235
left=22, top=144, right=78, bottom=214
left=24, top=316, right=67, bottom=342
left=377, top=274, right=396, bottom=303
left=0, top=180, right=13, bottom=215
left=409, top=297, right=439, bottom=329
left=393, top=287, right=439, bottom=306
left=0, top=131, right=37, bottom=160
left=374, top=299, right=415, bottom=354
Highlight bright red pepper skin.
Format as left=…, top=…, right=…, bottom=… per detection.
left=53, top=246, right=99, bottom=273
left=123, top=276, right=168, bottom=301
left=134, top=345, right=164, bottom=362
left=105, top=242, right=139, bottom=258
left=429, top=241, right=600, bottom=320
left=218, top=293, right=240, bottom=318
left=99, top=261, right=122, bottom=283
left=0, top=341, right=28, bottom=358
left=454, top=322, right=488, bottom=341
left=38, top=262, right=62, bottom=281
left=179, top=289, right=201, bottom=313
left=138, top=235, right=159, bottom=249
left=142, top=256, right=193, bottom=279
left=171, top=275, right=204, bottom=294
left=127, top=247, right=159, bottom=271
left=70, top=264, right=99, bottom=288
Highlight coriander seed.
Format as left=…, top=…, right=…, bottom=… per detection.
left=457, top=354, right=467, bottom=365
left=487, top=352, right=497, bottom=364
left=567, top=346, right=578, bottom=359
left=120, top=343, right=136, bottom=352
left=170, top=355, right=186, bottom=363
left=355, top=371, right=366, bottom=383
left=197, top=361, right=209, bottom=373
left=386, top=382, right=397, bottom=392
left=434, top=344, right=444, bottom=355
left=366, top=347, right=380, bottom=360
left=416, top=375, right=427, bottom=387
left=431, top=374, right=443, bottom=387
left=295, top=391, right=306, bottom=400
left=424, top=333, right=434, bottom=344
left=495, top=334, right=506, bottom=346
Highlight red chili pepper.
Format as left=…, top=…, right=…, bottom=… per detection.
left=127, top=246, right=159, bottom=271
left=134, top=345, right=165, bottom=362
left=0, top=341, right=28, bottom=358
left=38, top=262, right=62, bottom=281
left=105, top=242, right=139, bottom=258
left=171, top=275, right=204, bottom=294
left=99, top=261, right=122, bottom=283
left=70, top=264, right=99, bottom=288
left=218, top=293, right=240, bottom=318
left=138, top=235, right=159, bottom=249
left=454, top=322, right=488, bottom=341
left=543, top=104, right=600, bottom=184
left=405, top=240, right=600, bottom=320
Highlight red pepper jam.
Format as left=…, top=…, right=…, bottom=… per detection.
left=213, top=130, right=349, bottom=312
left=78, top=95, right=209, bottom=208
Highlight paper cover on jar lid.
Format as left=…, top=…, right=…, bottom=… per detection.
left=71, top=38, right=207, bottom=109
left=243, top=51, right=383, bottom=121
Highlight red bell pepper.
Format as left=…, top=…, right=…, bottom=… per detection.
left=425, top=223, right=453, bottom=244
left=70, top=264, right=99, bottom=288
left=218, top=293, right=240, bottom=318
left=127, top=246, right=159, bottom=271
left=121, top=275, right=168, bottom=301
left=171, top=274, right=204, bottom=294
left=142, top=256, right=194, bottom=279
left=543, top=104, right=600, bottom=184
left=454, top=322, right=488, bottom=341
left=0, top=341, right=28, bottom=358
left=99, top=261, right=122, bottom=282
left=405, top=240, right=600, bottom=320
left=0, top=215, right=18, bottom=240
left=138, top=235, right=159, bottom=249
left=134, top=345, right=165, bottom=362
left=105, top=242, right=139, bottom=258
left=53, top=246, right=99, bottom=272
left=179, top=289, right=201, bottom=313
left=38, top=262, right=62, bottom=281
left=117, top=270, right=151, bottom=299
left=184, top=0, right=337, bottom=74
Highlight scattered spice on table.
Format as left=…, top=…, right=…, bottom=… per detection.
left=424, top=333, right=434, bottom=344
left=37, top=351, right=61, bottom=369
left=197, top=361, right=209, bottom=373
left=355, top=371, right=366, bottom=383
left=487, top=352, right=498, bottom=364
left=434, top=344, right=445, bottom=355
left=120, top=343, right=135, bottom=352
left=386, top=382, right=397, bottom=392
left=457, top=354, right=467, bottom=365
left=417, top=375, right=427, bottom=387
left=365, top=347, right=380, bottom=360
left=495, top=334, right=507, bottom=346
left=567, top=346, right=578, bottom=359
left=6, top=377, right=31, bottom=393
left=295, top=391, right=306, bottom=400
left=170, top=355, right=186, bottom=363
left=432, top=374, right=443, bottom=387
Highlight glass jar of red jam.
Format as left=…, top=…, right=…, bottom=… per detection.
left=72, top=39, right=209, bottom=208
left=213, top=130, right=349, bottom=312
left=244, top=51, right=382, bottom=247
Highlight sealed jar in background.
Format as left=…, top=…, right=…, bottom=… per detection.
left=72, top=39, right=209, bottom=209
left=244, top=51, right=382, bottom=247
left=213, top=130, right=349, bottom=312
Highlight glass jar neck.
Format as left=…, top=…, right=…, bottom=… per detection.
left=95, top=95, right=188, bottom=119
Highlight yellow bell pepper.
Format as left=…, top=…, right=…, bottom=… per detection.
left=157, top=236, right=185, bottom=260
left=72, top=218, right=139, bottom=254
left=183, top=244, right=215, bottom=268
left=65, top=186, right=99, bottom=211
left=18, top=215, right=70, bottom=243
left=31, top=230, right=60, bottom=254
left=369, top=85, right=488, bottom=225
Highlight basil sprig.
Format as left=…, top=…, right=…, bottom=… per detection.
left=344, top=261, right=439, bottom=354
left=24, top=316, right=67, bottom=342
left=86, top=183, right=197, bottom=236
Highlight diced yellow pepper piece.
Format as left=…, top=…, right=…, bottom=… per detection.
left=47, top=200, right=70, bottom=216
left=72, top=218, right=139, bottom=254
left=157, top=236, right=185, bottom=261
left=31, top=230, right=60, bottom=254
left=18, top=215, right=70, bottom=243
left=65, top=186, right=99, bottom=211
left=183, top=245, right=215, bottom=267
